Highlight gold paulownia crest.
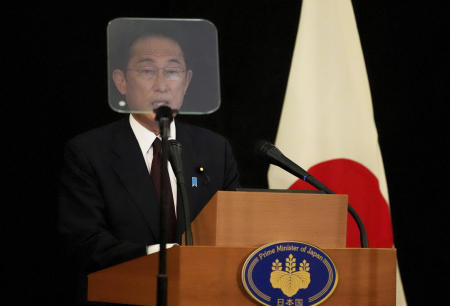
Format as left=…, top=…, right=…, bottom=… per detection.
left=270, top=254, right=311, bottom=297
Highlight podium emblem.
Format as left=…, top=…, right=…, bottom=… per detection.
left=242, top=242, right=338, bottom=306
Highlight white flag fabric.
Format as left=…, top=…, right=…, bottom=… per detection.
left=267, top=0, right=407, bottom=304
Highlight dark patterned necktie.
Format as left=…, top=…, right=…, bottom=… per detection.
left=150, top=137, right=177, bottom=242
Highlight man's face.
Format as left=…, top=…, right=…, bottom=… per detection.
left=113, top=36, right=192, bottom=118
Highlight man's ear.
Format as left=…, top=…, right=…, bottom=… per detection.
left=184, top=69, right=193, bottom=94
left=112, top=69, right=127, bottom=95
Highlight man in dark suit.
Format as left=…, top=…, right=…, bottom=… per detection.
left=58, top=30, right=239, bottom=280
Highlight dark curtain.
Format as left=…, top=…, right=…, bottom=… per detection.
left=3, top=1, right=447, bottom=305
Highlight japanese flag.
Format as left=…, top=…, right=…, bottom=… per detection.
left=268, top=0, right=407, bottom=304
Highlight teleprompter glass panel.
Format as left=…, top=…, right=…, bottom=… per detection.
left=107, top=18, right=221, bottom=115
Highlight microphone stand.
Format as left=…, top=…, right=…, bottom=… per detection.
left=168, top=140, right=193, bottom=245
left=155, top=107, right=172, bottom=306
left=303, top=175, right=369, bottom=248
left=257, top=141, right=369, bottom=248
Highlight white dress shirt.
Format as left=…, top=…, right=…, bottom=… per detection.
left=129, top=114, right=179, bottom=254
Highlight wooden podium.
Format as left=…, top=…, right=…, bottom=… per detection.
left=88, top=191, right=396, bottom=305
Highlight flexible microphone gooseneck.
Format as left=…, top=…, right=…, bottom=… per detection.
left=168, top=139, right=193, bottom=246
left=255, top=140, right=369, bottom=248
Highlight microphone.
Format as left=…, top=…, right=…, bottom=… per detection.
left=155, top=105, right=176, bottom=306
left=168, top=140, right=185, bottom=185
left=154, top=105, right=175, bottom=122
left=167, top=140, right=193, bottom=246
left=255, top=140, right=329, bottom=192
left=255, top=140, right=369, bottom=248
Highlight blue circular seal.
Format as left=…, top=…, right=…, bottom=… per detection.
left=242, top=241, right=338, bottom=306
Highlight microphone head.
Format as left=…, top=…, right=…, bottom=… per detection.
left=168, top=139, right=182, bottom=151
left=254, top=140, right=311, bottom=183
left=254, top=140, right=297, bottom=172
left=254, top=140, right=279, bottom=160
left=154, top=106, right=175, bottom=122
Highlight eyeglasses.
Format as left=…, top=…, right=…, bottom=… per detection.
left=127, top=67, right=186, bottom=81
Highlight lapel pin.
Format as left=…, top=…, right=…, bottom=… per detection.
left=192, top=177, right=198, bottom=187
left=196, top=165, right=210, bottom=185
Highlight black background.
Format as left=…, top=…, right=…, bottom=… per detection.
left=3, top=1, right=448, bottom=305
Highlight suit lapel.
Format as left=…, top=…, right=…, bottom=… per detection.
left=108, top=120, right=212, bottom=244
left=176, top=122, right=211, bottom=237
left=111, top=120, right=160, bottom=240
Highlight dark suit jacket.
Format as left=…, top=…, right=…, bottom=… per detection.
left=58, top=118, right=239, bottom=272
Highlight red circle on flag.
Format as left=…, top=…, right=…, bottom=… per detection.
left=289, top=158, right=393, bottom=248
